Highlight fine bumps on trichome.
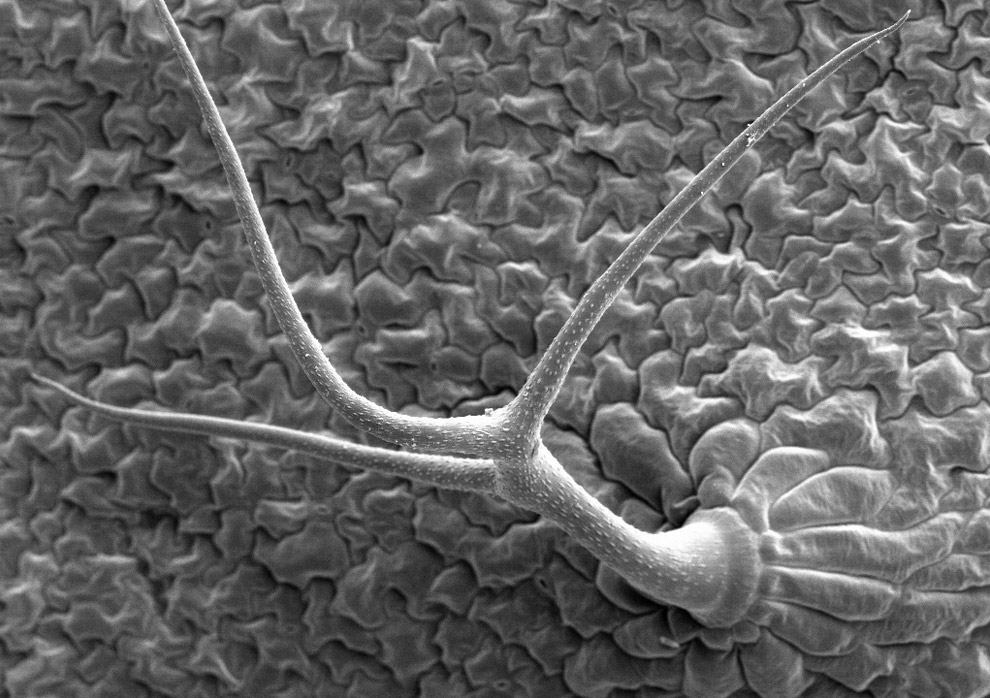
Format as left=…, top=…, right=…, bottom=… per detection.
left=30, top=4, right=990, bottom=697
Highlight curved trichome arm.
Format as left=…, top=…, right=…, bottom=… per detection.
left=149, top=0, right=496, bottom=457
left=33, top=374, right=497, bottom=493
left=502, top=11, right=911, bottom=448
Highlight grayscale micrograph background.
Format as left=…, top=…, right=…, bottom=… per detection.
left=2, top=0, right=988, bottom=696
